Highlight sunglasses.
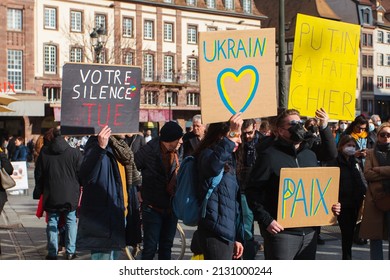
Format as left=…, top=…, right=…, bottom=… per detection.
left=379, top=132, right=390, bottom=138
left=288, top=120, right=304, bottom=126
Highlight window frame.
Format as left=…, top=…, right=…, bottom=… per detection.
left=70, top=47, right=83, bottom=63
left=123, top=51, right=134, bottom=65
left=123, top=17, right=134, bottom=38
left=187, top=25, right=198, bottom=44
left=44, top=6, right=58, bottom=30
left=7, top=49, right=23, bottom=91
left=70, top=10, right=83, bottom=33
left=44, top=44, right=58, bottom=75
left=164, top=22, right=174, bottom=42
left=225, top=0, right=234, bottom=10
left=7, top=8, right=23, bottom=31
left=145, top=91, right=158, bottom=105
left=144, top=20, right=154, bottom=40
left=187, top=92, right=199, bottom=106
left=187, top=57, right=198, bottom=82
left=144, top=53, right=155, bottom=81
left=242, top=0, right=252, bottom=14
left=378, top=31, right=384, bottom=43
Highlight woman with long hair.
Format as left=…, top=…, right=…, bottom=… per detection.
left=192, top=113, right=244, bottom=260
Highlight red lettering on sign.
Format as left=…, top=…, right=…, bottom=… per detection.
left=82, top=103, right=97, bottom=125
left=98, top=104, right=110, bottom=127
left=114, top=104, right=124, bottom=126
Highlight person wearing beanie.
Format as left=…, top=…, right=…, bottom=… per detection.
left=134, top=121, right=183, bottom=259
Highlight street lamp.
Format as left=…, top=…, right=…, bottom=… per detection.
left=90, top=24, right=106, bottom=63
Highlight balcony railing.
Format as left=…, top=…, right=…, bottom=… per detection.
left=142, top=72, right=199, bottom=84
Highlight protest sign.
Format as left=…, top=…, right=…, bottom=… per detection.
left=199, top=29, right=277, bottom=124
left=277, top=167, right=340, bottom=228
left=288, top=14, right=360, bottom=121
left=61, top=63, right=141, bottom=135
left=7, top=161, right=28, bottom=192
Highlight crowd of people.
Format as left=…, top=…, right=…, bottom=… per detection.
left=1, top=108, right=390, bottom=261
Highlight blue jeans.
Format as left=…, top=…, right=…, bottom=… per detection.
left=141, top=205, right=178, bottom=260
left=46, top=211, right=77, bottom=257
left=91, top=250, right=121, bottom=260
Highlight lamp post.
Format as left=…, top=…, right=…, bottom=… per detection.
left=278, top=0, right=287, bottom=109
left=90, top=24, right=106, bottom=63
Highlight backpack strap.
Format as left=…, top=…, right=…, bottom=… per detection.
left=201, top=169, right=224, bottom=218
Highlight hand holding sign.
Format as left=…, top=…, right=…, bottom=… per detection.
left=332, top=202, right=341, bottom=216
left=98, top=126, right=111, bottom=149
left=267, top=220, right=284, bottom=235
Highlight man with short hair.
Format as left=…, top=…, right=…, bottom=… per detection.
left=246, top=108, right=340, bottom=260
left=135, top=121, right=184, bottom=259
left=182, top=114, right=206, bottom=157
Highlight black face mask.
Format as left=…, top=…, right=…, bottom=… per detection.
left=308, top=126, right=319, bottom=134
left=288, top=123, right=307, bottom=143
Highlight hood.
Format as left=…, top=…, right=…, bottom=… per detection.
left=48, top=137, right=71, bottom=155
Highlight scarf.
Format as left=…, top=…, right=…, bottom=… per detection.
left=374, top=143, right=390, bottom=193
left=160, top=142, right=179, bottom=197
left=350, top=131, right=368, bottom=141
left=109, top=136, right=142, bottom=187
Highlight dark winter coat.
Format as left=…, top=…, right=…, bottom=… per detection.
left=327, top=153, right=366, bottom=208
left=246, top=126, right=337, bottom=235
left=33, top=137, right=82, bottom=212
left=0, top=152, right=14, bottom=212
left=197, top=137, right=241, bottom=242
left=76, top=137, right=126, bottom=251
left=134, top=137, right=179, bottom=210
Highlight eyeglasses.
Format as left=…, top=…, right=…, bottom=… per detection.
left=379, top=132, right=390, bottom=138
left=288, top=120, right=304, bottom=126
left=357, top=126, right=366, bottom=131
left=243, top=130, right=254, bottom=136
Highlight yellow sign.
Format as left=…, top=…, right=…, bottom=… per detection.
left=288, top=14, right=360, bottom=121
left=199, top=29, right=277, bottom=124
left=277, top=167, right=340, bottom=228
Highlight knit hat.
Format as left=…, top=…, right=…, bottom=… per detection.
left=160, top=121, right=183, bottom=142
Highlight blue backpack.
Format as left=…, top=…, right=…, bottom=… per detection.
left=173, top=156, right=223, bottom=226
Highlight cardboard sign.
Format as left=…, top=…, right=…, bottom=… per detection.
left=288, top=14, right=360, bottom=121
left=61, top=63, right=141, bottom=135
left=199, top=29, right=277, bottom=124
left=277, top=167, right=340, bottom=228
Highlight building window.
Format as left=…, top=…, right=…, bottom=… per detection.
left=164, top=0, right=173, bottom=3
left=144, top=20, right=154, bottom=40
left=44, top=45, right=57, bottom=74
left=144, top=54, right=154, bottom=81
left=165, top=92, right=177, bottom=106
left=164, top=55, right=174, bottom=82
left=207, top=26, right=218, bottom=31
left=187, top=25, right=197, bottom=44
left=70, top=11, right=82, bottom=32
left=387, top=32, right=390, bottom=44
left=362, top=55, right=367, bottom=68
left=242, top=0, right=252, bottom=14
left=187, top=92, right=199, bottom=106
left=7, top=50, right=23, bottom=91
left=368, top=55, right=373, bottom=68
left=95, top=14, right=106, bottom=30
left=43, top=86, right=61, bottom=102
left=187, top=0, right=196, bottom=6
left=206, top=0, right=216, bottom=8
left=187, top=57, right=198, bottom=82
left=145, top=91, right=158, bottom=105
left=123, top=17, right=133, bottom=37
left=225, top=0, right=234, bottom=10
left=44, top=7, right=57, bottom=29
left=378, top=31, right=384, bottom=43
left=378, top=53, right=384, bottom=66
left=123, top=52, right=134, bottom=65
left=361, top=8, right=371, bottom=24
left=70, top=47, right=83, bottom=62
left=363, top=76, right=373, bottom=91
left=7, top=9, right=22, bottom=31
left=387, top=54, right=390, bottom=66
left=362, top=33, right=373, bottom=47
left=164, top=23, right=174, bottom=42
left=377, top=76, right=383, bottom=88
left=386, top=77, right=390, bottom=88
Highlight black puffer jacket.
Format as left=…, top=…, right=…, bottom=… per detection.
left=34, top=136, right=82, bottom=212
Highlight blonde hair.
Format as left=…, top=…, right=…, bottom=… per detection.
left=377, top=122, right=390, bottom=135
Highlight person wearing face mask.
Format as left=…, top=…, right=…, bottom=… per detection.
left=246, top=108, right=340, bottom=260
left=368, top=115, right=382, bottom=147
left=360, top=122, right=390, bottom=260
left=327, top=135, right=367, bottom=259
left=335, top=120, right=349, bottom=146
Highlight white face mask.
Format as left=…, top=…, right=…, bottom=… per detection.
left=343, top=146, right=356, bottom=156
left=377, top=121, right=382, bottom=126
left=340, top=123, right=348, bottom=131
left=369, top=123, right=375, bottom=132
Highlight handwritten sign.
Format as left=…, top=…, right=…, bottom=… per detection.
left=277, top=167, right=340, bottom=228
left=7, top=161, right=28, bottom=192
left=61, top=63, right=141, bottom=135
left=199, top=29, right=277, bottom=124
left=288, top=14, right=360, bottom=121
